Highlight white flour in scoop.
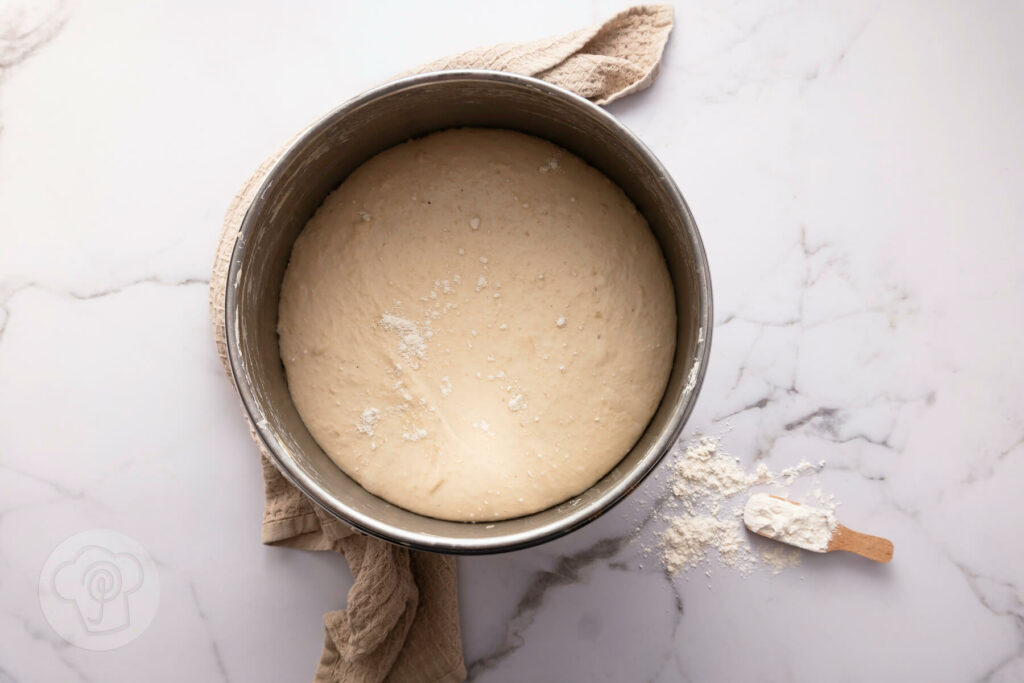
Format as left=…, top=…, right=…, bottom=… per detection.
left=743, top=493, right=838, bottom=552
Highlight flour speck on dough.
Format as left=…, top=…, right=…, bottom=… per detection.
left=378, top=314, right=429, bottom=367
left=402, top=427, right=428, bottom=442
left=356, top=408, right=381, bottom=436
left=508, top=394, right=526, bottom=412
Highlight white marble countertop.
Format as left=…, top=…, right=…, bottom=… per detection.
left=2, top=1, right=1022, bottom=681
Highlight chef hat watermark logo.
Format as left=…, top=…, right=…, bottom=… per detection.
left=38, top=529, right=160, bottom=650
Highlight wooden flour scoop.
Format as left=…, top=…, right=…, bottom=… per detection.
left=743, top=493, right=894, bottom=563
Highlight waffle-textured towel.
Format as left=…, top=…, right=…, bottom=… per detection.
left=209, top=6, right=673, bottom=682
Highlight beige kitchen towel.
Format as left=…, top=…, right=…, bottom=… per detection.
left=406, top=4, right=674, bottom=105
left=209, top=5, right=673, bottom=682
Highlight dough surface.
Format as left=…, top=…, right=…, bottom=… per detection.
left=278, top=128, right=675, bottom=521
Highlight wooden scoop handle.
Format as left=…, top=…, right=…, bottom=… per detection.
left=828, top=524, right=894, bottom=563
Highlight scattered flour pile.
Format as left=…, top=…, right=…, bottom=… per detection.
left=668, top=436, right=772, bottom=513
left=662, top=516, right=753, bottom=574
left=653, top=436, right=837, bottom=576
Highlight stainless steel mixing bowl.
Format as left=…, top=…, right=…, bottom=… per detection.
left=225, top=70, right=712, bottom=554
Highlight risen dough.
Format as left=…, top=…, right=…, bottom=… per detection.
left=278, top=128, right=675, bottom=521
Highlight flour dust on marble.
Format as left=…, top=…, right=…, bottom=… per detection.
left=641, top=435, right=841, bottom=577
